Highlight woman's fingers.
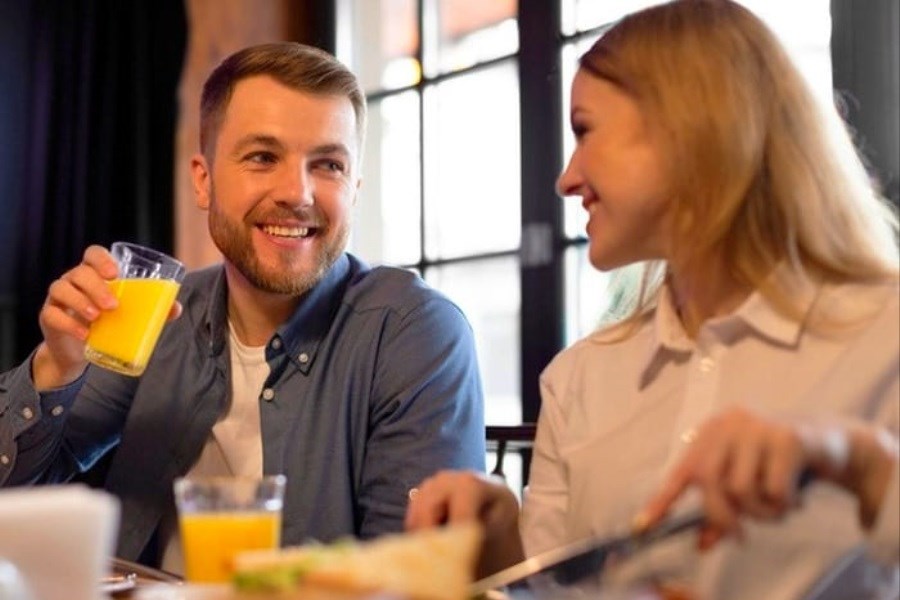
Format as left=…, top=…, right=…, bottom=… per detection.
left=692, top=424, right=743, bottom=540
left=637, top=462, right=692, bottom=530
left=760, top=427, right=805, bottom=513
left=725, top=423, right=787, bottom=519
left=642, top=407, right=814, bottom=550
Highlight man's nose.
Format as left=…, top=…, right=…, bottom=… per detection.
left=275, top=163, right=314, bottom=206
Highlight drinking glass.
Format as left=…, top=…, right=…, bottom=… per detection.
left=173, top=475, right=286, bottom=583
left=84, top=241, right=185, bottom=377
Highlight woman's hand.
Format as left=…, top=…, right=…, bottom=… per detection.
left=638, top=407, right=898, bottom=549
left=405, top=470, right=525, bottom=578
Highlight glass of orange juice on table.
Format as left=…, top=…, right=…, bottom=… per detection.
left=83, top=241, right=185, bottom=376
left=173, top=475, right=286, bottom=583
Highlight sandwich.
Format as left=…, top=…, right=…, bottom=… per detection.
left=233, top=523, right=483, bottom=600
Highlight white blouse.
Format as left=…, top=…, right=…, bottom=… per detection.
left=522, top=278, right=899, bottom=599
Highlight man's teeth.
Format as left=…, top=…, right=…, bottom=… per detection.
left=262, top=225, right=311, bottom=238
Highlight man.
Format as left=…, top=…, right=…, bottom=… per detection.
left=0, top=43, right=485, bottom=571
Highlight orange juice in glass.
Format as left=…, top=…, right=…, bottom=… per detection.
left=84, top=242, right=185, bottom=377
left=174, top=476, right=286, bottom=583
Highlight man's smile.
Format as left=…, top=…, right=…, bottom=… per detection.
left=260, top=224, right=316, bottom=239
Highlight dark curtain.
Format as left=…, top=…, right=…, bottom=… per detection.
left=14, top=0, right=187, bottom=361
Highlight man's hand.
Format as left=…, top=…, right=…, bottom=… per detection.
left=31, top=245, right=182, bottom=390
left=405, top=470, right=524, bottom=578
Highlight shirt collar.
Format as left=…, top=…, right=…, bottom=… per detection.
left=276, top=253, right=354, bottom=373
left=203, top=253, right=358, bottom=374
left=204, top=267, right=230, bottom=357
left=638, top=266, right=819, bottom=382
left=731, top=273, right=818, bottom=347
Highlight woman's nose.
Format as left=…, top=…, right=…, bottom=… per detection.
left=556, top=153, right=581, bottom=198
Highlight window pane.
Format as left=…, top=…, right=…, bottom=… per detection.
left=423, top=61, right=521, bottom=259
left=423, top=0, right=518, bottom=77
left=738, top=0, right=833, bottom=102
left=563, top=245, right=611, bottom=346
left=349, top=91, right=422, bottom=266
left=560, top=0, right=663, bottom=36
left=425, top=256, right=521, bottom=426
left=339, top=0, right=420, bottom=93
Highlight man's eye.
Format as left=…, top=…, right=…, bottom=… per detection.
left=317, top=160, right=346, bottom=173
left=245, top=151, right=277, bottom=164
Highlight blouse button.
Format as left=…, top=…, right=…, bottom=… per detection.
left=261, top=388, right=275, bottom=402
left=21, top=407, right=34, bottom=420
left=298, top=352, right=310, bottom=364
left=271, top=338, right=282, bottom=350
left=0, top=455, right=9, bottom=466
left=51, top=405, right=65, bottom=417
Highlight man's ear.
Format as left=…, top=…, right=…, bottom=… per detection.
left=191, top=154, right=212, bottom=210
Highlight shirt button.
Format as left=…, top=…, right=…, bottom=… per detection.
left=261, top=388, right=275, bottom=402
left=0, top=455, right=9, bottom=466
left=22, top=407, right=34, bottom=420
left=50, top=405, right=64, bottom=417
left=680, top=428, right=697, bottom=444
left=698, top=357, right=715, bottom=372
left=271, top=338, right=282, bottom=350
left=298, top=352, right=309, bottom=364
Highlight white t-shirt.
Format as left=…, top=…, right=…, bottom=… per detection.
left=160, top=321, right=269, bottom=573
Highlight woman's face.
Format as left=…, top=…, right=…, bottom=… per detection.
left=557, top=69, right=673, bottom=271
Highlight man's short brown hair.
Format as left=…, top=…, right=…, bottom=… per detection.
left=199, top=42, right=366, bottom=160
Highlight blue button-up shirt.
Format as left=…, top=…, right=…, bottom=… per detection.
left=0, top=253, right=486, bottom=561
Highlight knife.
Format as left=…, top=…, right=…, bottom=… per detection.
left=469, top=509, right=704, bottom=597
left=470, top=470, right=815, bottom=597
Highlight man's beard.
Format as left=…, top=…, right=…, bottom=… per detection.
left=207, top=190, right=348, bottom=297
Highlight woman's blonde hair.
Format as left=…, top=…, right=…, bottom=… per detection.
left=583, top=0, right=898, bottom=329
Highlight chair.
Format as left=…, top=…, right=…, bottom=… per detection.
left=486, top=424, right=537, bottom=481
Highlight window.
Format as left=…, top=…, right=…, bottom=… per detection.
left=338, top=0, right=523, bottom=438
left=337, top=0, right=833, bottom=437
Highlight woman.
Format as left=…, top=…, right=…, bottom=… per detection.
left=405, top=1, right=899, bottom=598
